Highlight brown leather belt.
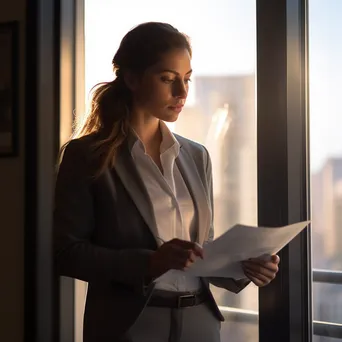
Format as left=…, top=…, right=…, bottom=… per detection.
left=147, top=289, right=207, bottom=309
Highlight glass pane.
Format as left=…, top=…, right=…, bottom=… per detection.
left=83, top=1, right=258, bottom=341
left=309, top=0, right=342, bottom=335
left=313, top=337, right=341, bottom=342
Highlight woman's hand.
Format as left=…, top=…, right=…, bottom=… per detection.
left=148, top=239, right=204, bottom=278
left=241, top=255, right=280, bottom=287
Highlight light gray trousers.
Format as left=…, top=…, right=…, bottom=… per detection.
left=126, top=302, right=221, bottom=342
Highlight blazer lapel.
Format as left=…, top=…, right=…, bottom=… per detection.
left=113, top=145, right=159, bottom=244
left=176, top=147, right=211, bottom=245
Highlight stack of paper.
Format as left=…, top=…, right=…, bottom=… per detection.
left=184, top=221, right=310, bottom=279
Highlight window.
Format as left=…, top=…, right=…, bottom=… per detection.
left=61, top=2, right=313, bottom=342
left=83, top=1, right=258, bottom=341
left=309, top=0, right=342, bottom=340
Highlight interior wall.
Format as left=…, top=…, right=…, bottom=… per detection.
left=0, top=1, right=26, bottom=341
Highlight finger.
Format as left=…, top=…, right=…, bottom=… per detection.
left=250, top=255, right=280, bottom=265
left=171, top=250, right=199, bottom=270
left=166, top=249, right=191, bottom=268
left=185, top=258, right=195, bottom=268
left=169, top=245, right=193, bottom=261
left=243, top=260, right=279, bottom=273
left=168, top=247, right=194, bottom=263
left=246, top=266, right=277, bottom=280
left=171, top=239, right=204, bottom=259
left=162, top=244, right=200, bottom=270
left=170, top=255, right=196, bottom=270
left=244, top=270, right=268, bottom=287
left=173, top=250, right=195, bottom=263
left=271, top=254, right=280, bottom=264
left=173, top=258, right=193, bottom=270
left=244, top=267, right=272, bottom=284
left=187, top=250, right=197, bottom=263
left=262, top=261, right=279, bottom=273
left=243, top=264, right=276, bottom=281
left=193, top=243, right=204, bottom=259
left=187, top=245, right=204, bottom=259
left=241, top=260, right=267, bottom=272
left=172, top=240, right=204, bottom=258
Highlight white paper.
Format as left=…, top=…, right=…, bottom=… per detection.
left=184, top=221, right=310, bottom=279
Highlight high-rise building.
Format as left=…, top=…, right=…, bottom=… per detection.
left=311, top=158, right=342, bottom=339
left=176, top=74, right=257, bottom=233
left=175, top=74, right=258, bottom=342
left=311, top=158, right=342, bottom=264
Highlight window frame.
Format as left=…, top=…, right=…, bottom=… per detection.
left=256, top=0, right=312, bottom=341
left=26, top=0, right=316, bottom=341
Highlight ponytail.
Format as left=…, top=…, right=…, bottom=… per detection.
left=58, top=76, right=131, bottom=177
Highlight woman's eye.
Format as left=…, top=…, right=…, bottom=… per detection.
left=161, top=77, right=174, bottom=83
left=161, top=77, right=192, bottom=84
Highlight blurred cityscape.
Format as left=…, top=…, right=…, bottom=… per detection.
left=174, top=74, right=258, bottom=342
left=312, top=158, right=342, bottom=342
left=173, top=74, right=342, bottom=342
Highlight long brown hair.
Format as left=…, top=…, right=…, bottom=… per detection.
left=59, top=22, right=192, bottom=177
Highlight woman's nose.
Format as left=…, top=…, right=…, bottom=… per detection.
left=173, top=80, right=187, bottom=98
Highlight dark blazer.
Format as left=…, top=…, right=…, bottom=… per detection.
left=53, top=132, right=249, bottom=342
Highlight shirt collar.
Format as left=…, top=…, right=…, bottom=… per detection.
left=159, top=121, right=180, bottom=155
left=129, top=121, right=180, bottom=157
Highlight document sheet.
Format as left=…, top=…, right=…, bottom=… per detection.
left=184, top=221, right=310, bottom=279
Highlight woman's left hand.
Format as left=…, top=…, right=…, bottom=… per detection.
left=241, top=255, right=280, bottom=287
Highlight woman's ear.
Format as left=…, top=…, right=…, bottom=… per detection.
left=124, top=71, right=139, bottom=91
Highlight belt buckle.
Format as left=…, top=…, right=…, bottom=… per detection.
left=178, top=294, right=196, bottom=308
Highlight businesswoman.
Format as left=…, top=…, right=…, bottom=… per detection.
left=54, top=22, right=280, bottom=342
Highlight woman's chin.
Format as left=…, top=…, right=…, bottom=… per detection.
left=165, top=115, right=179, bottom=123
left=162, top=110, right=180, bottom=122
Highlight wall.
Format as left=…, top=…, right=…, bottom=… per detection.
left=0, top=1, right=26, bottom=341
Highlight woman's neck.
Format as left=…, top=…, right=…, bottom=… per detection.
left=130, top=114, right=162, bottom=152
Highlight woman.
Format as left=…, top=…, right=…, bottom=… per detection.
left=54, top=22, right=279, bottom=342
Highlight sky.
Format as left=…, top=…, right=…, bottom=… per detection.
left=308, top=0, right=342, bottom=172
left=84, top=0, right=341, bottom=172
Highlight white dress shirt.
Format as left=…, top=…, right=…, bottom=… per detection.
left=131, top=121, right=202, bottom=292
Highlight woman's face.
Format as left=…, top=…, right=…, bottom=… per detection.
left=129, top=48, right=192, bottom=122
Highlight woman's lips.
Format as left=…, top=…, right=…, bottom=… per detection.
left=168, top=104, right=184, bottom=112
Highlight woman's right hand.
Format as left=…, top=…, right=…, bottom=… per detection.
left=148, top=239, right=204, bottom=278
